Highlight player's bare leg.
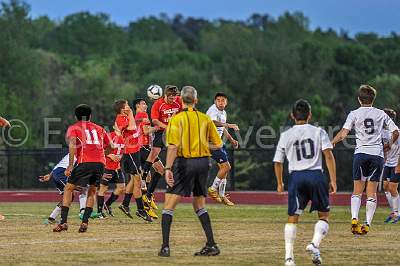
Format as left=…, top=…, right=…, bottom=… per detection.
left=388, top=182, right=400, bottom=223
left=284, top=215, right=299, bottom=266
left=383, top=180, right=395, bottom=223
left=53, top=183, right=76, bottom=232
left=78, top=185, right=97, bottom=232
left=306, top=212, right=329, bottom=265
left=351, top=180, right=365, bottom=235
left=361, top=181, right=378, bottom=234
left=209, top=162, right=231, bottom=204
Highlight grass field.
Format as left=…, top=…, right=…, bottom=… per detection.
left=0, top=203, right=399, bottom=265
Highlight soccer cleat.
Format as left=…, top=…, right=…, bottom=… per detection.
left=78, top=223, right=88, bottom=233
left=384, top=213, right=395, bottom=223
left=306, top=243, right=322, bottom=265
left=44, top=217, right=57, bottom=225
left=144, top=206, right=158, bottom=219
left=103, top=204, right=114, bottom=217
left=351, top=219, right=362, bottom=235
left=391, top=216, right=400, bottom=224
left=136, top=209, right=153, bottom=222
left=119, top=205, right=134, bottom=219
left=158, top=246, right=170, bottom=257
left=208, top=187, right=222, bottom=203
left=143, top=194, right=158, bottom=210
left=285, top=258, right=296, bottom=266
left=97, top=212, right=107, bottom=219
left=90, top=211, right=101, bottom=219
left=53, top=223, right=68, bottom=232
left=221, top=194, right=235, bottom=206
left=194, top=244, right=220, bottom=256
left=360, top=224, right=370, bottom=235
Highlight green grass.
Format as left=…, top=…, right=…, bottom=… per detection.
left=0, top=203, right=399, bottom=265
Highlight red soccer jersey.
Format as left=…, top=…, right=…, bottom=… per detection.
left=151, top=96, right=182, bottom=131
left=135, top=111, right=150, bottom=147
left=66, top=121, right=110, bottom=165
left=105, top=131, right=125, bottom=170
left=115, top=114, right=140, bottom=154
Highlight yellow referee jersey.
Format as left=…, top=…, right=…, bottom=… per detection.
left=166, top=107, right=223, bottom=158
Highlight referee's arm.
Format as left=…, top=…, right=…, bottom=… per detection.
left=164, top=119, right=181, bottom=187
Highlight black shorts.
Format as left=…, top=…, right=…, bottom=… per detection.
left=100, top=169, right=125, bottom=186
left=166, top=157, right=210, bottom=197
left=68, top=162, right=105, bottom=187
left=140, top=146, right=160, bottom=164
left=383, top=166, right=400, bottom=183
left=153, top=131, right=166, bottom=148
left=121, top=152, right=141, bottom=175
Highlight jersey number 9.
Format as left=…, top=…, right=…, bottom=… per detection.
left=364, top=118, right=375, bottom=135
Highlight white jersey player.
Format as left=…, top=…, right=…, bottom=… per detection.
left=332, top=85, right=399, bottom=235
left=381, top=109, right=400, bottom=223
left=274, top=99, right=336, bottom=266
left=206, top=93, right=239, bottom=206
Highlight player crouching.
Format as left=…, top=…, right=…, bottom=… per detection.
left=274, top=100, right=337, bottom=266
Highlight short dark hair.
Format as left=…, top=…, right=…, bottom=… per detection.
left=165, top=85, right=178, bottom=96
left=114, top=99, right=127, bottom=114
left=292, top=99, right=311, bottom=121
left=75, top=104, right=91, bottom=121
left=133, top=98, right=145, bottom=109
left=358, top=85, right=376, bottom=105
left=214, top=92, right=228, bottom=100
left=384, top=108, right=397, bottom=120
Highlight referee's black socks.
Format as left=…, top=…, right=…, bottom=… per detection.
left=196, top=208, right=216, bottom=246
left=161, top=209, right=174, bottom=248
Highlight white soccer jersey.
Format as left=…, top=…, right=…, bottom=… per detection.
left=343, top=107, right=398, bottom=157
left=382, top=129, right=400, bottom=167
left=273, top=124, right=333, bottom=173
left=53, top=154, right=76, bottom=170
left=206, top=104, right=227, bottom=138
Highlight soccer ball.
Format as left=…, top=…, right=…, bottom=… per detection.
left=147, top=85, right=163, bottom=100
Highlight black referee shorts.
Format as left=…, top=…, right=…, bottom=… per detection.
left=153, top=131, right=166, bottom=148
left=166, top=157, right=210, bottom=197
left=69, top=162, right=104, bottom=187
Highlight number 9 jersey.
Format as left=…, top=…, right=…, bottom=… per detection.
left=273, top=124, right=332, bottom=173
left=342, top=107, right=398, bottom=157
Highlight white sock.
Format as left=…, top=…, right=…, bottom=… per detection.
left=79, top=192, right=87, bottom=211
left=212, top=177, right=223, bottom=190
left=385, top=191, right=393, bottom=211
left=49, top=206, right=61, bottom=219
left=284, top=223, right=297, bottom=260
left=351, top=194, right=361, bottom=220
left=219, top=179, right=227, bottom=197
left=392, top=195, right=399, bottom=215
left=366, top=197, right=377, bottom=225
left=311, top=220, right=329, bottom=248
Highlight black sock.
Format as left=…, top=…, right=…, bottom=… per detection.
left=60, top=206, right=69, bottom=224
left=135, top=197, right=144, bottom=210
left=197, top=208, right=215, bottom=246
left=147, top=172, right=162, bottom=198
left=161, top=210, right=174, bottom=248
left=105, top=193, right=119, bottom=206
left=142, top=161, right=152, bottom=178
left=97, top=195, right=104, bottom=213
left=122, top=193, right=133, bottom=207
left=82, top=207, right=93, bottom=223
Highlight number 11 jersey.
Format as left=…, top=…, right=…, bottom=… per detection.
left=273, top=124, right=332, bottom=173
left=343, top=107, right=398, bottom=157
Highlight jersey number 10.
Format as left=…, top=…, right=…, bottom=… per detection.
left=85, top=129, right=100, bottom=145
left=294, top=139, right=315, bottom=161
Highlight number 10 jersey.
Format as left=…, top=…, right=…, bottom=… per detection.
left=343, top=107, right=398, bottom=158
left=273, top=124, right=333, bottom=173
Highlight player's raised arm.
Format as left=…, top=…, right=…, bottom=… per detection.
left=126, top=105, right=137, bottom=131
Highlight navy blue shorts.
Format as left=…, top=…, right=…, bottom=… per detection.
left=211, top=145, right=228, bottom=164
left=383, top=166, right=400, bottom=183
left=288, top=170, right=330, bottom=216
left=352, top=153, right=384, bottom=182
left=52, top=167, right=67, bottom=194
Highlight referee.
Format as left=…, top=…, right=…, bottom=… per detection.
left=158, top=86, right=223, bottom=257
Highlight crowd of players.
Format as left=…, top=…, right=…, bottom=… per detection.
left=38, top=85, right=239, bottom=230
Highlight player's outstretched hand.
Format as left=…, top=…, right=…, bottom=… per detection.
left=165, top=170, right=174, bottom=187
left=231, top=139, right=239, bottom=149
left=277, top=182, right=284, bottom=193
left=38, top=174, right=51, bottom=182
left=329, top=182, right=337, bottom=194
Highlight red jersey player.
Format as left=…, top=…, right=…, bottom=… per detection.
left=113, top=99, right=152, bottom=222
left=53, top=104, right=111, bottom=233
left=134, top=98, right=164, bottom=214
left=97, top=127, right=126, bottom=218
left=141, top=85, right=182, bottom=196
